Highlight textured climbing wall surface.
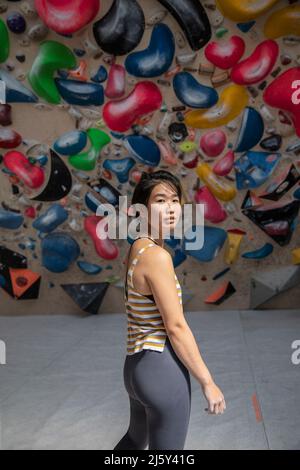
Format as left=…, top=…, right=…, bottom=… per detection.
left=1, top=0, right=300, bottom=316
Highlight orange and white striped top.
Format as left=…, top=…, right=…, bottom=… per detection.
left=124, top=241, right=182, bottom=355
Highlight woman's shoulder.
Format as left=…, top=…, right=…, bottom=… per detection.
left=130, top=238, right=171, bottom=262
left=136, top=240, right=173, bottom=269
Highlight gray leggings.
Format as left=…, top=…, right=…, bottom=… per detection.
left=114, top=336, right=191, bottom=450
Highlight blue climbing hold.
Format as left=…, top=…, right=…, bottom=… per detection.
left=235, top=151, right=281, bottom=190
left=0, top=69, right=38, bottom=103
left=124, top=135, right=161, bottom=167
left=125, top=23, right=175, bottom=78
left=41, top=232, right=80, bottom=273
left=183, top=226, right=227, bottom=262
left=54, top=130, right=88, bottom=156
left=77, top=261, right=103, bottom=275
left=235, top=107, right=264, bottom=153
left=103, top=158, right=136, bottom=184
left=55, top=78, right=104, bottom=106
left=173, top=72, right=218, bottom=109
left=0, top=209, right=24, bottom=230
left=91, top=65, right=108, bottom=83
left=242, top=243, right=274, bottom=259
left=33, top=204, right=69, bottom=233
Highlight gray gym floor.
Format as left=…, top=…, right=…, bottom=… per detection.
left=0, top=309, right=299, bottom=450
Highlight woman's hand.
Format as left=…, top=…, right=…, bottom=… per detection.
left=201, top=381, right=226, bottom=415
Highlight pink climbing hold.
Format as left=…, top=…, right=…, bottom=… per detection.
left=213, top=150, right=235, bottom=176
left=105, top=64, right=126, bottom=99
left=200, top=130, right=226, bottom=157
left=204, top=35, right=245, bottom=70
left=195, top=186, right=227, bottom=224
left=4, top=151, right=45, bottom=189
left=158, top=141, right=178, bottom=166
left=231, top=39, right=279, bottom=85
left=263, top=67, right=300, bottom=138
left=103, top=81, right=163, bottom=132
left=84, top=215, right=119, bottom=260
left=35, top=0, right=100, bottom=35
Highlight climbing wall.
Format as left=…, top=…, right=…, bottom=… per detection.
left=1, top=0, right=300, bottom=316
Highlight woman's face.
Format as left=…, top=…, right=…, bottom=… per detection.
left=147, top=182, right=182, bottom=237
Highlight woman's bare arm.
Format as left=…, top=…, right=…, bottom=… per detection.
left=145, top=248, right=226, bottom=414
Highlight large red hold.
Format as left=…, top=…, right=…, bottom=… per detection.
left=35, top=0, right=100, bottom=34
left=4, top=151, right=45, bottom=189
left=231, top=40, right=279, bottom=85
left=103, top=81, right=163, bottom=132
left=204, top=35, right=245, bottom=70
left=84, top=215, right=119, bottom=260
left=263, top=67, right=300, bottom=137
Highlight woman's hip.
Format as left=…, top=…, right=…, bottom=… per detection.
left=123, top=336, right=191, bottom=408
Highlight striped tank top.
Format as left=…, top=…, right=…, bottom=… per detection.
left=124, top=239, right=182, bottom=355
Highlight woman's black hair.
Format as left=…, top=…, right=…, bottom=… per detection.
left=131, top=170, right=183, bottom=209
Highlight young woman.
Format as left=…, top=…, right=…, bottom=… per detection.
left=114, top=170, right=226, bottom=450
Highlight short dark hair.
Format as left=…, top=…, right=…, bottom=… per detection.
left=131, top=170, right=182, bottom=209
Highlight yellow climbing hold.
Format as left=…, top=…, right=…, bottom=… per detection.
left=196, top=162, right=237, bottom=201
left=179, top=141, right=198, bottom=153
left=216, top=0, right=280, bottom=22
left=185, top=84, right=249, bottom=130
left=224, top=230, right=246, bottom=265
left=264, top=4, right=300, bottom=39
left=292, top=248, right=300, bottom=265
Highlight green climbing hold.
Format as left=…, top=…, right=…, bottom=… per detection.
left=69, top=128, right=111, bottom=171
left=0, top=19, right=10, bottom=63
left=28, top=40, right=77, bottom=104
left=216, top=27, right=229, bottom=38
